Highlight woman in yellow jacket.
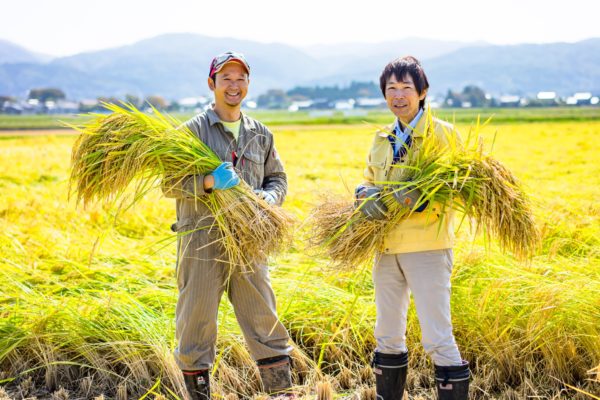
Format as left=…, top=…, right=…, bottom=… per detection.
left=356, top=56, right=469, bottom=400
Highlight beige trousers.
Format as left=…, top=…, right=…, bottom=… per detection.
left=174, top=229, right=292, bottom=370
left=373, top=249, right=462, bottom=366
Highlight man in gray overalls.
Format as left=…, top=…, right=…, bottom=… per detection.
left=162, top=51, right=294, bottom=399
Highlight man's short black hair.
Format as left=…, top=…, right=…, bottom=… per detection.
left=379, top=56, right=429, bottom=109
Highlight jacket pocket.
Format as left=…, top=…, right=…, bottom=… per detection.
left=368, top=138, right=390, bottom=182
left=242, top=150, right=265, bottom=164
left=367, top=160, right=386, bottom=169
left=241, top=150, right=265, bottom=188
left=368, top=156, right=388, bottom=184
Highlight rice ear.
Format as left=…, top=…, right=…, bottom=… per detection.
left=69, top=103, right=294, bottom=268
left=308, top=110, right=540, bottom=269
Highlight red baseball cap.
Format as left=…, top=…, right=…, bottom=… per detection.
left=209, top=51, right=250, bottom=79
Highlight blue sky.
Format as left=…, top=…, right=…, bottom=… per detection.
left=3, top=0, right=600, bottom=56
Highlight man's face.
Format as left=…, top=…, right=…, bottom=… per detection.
left=208, top=62, right=249, bottom=108
left=385, top=73, right=427, bottom=124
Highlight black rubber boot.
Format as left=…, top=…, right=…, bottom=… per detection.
left=257, top=355, right=295, bottom=398
left=182, top=369, right=210, bottom=400
left=434, top=361, right=470, bottom=400
left=372, top=351, right=409, bottom=400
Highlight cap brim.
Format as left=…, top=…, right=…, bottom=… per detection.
left=214, top=59, right=250, bottom=75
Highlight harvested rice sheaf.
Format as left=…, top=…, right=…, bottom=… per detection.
left=309, top=114, right=540, bottom=268
left=68, top=103, right=293, bottom=268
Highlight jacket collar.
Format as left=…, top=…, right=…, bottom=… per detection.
left=394, top=107, right=425, bottom=136
left=410, top=107, right=430, bottom=138
left=206, top=106, right=256, bottom=132
left=378, top=107, right=431, bottom=139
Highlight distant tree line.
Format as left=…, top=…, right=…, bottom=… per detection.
left=257, top=81, right=381, bottom=109
left=255, top=81, right=598, bottom=109
left=256, top=82, right=500, bottom=110
left=28, top=88, right=66, bottom=102
left=19, top=88, right=167, bottom=108
left=444, top=85, right=492, bottom=107
left=17, top=84, right=499, bottom=109
left=288, top=81, right=381, bottom=101
left=2, top=82, right=597, bottom=115
left=78, top=94, right=169, bottom=112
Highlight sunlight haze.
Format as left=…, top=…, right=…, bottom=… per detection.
left=2, top=0, right=600, bottom=56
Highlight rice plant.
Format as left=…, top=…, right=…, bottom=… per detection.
left=68, top=102, right=293, bottom=269
left=309, top=112, right=540, bottom=268
left=1, top=116, right=599, bottom=399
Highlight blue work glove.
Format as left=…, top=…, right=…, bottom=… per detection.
left=210, top=162, right=240, bottom=190
left=354, top=184, right=387, bottom=220
left=253, top=189, right=277, bottom=205
left=391, top=185, right=428, bottom=212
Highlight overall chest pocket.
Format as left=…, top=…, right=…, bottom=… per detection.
left=240, top=149, right=265, bottom=188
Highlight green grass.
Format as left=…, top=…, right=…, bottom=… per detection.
left=0, top=114, right=89, bottom=130
left=0, top=120, right=599, bottom=399
left=247, top=106, right=600, bottom=125
left=1, top=107, right=600, bottom=131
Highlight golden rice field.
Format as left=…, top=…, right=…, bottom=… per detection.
left=0, top=117, right=599, bottom=399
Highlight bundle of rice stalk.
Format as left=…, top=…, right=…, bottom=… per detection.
left=309, top=114, right=539, bottom=268
left=69, top=102, right=293, bottom=268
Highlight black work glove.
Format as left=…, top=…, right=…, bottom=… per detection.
left=391, top=185, right=428, bottom=212
left=354, top=184, right=388, bottom=220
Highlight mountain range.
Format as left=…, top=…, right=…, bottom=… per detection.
left=1, top=34, right=599, bottom=100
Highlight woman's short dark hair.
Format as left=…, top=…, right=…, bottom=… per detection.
left=379, top=56, right=429, bottom=109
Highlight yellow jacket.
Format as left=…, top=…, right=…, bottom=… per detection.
left=363, top=109, right=460, bottom=254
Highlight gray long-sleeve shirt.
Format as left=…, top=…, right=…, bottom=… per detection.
left=162, top=108, right=287, bottom=231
